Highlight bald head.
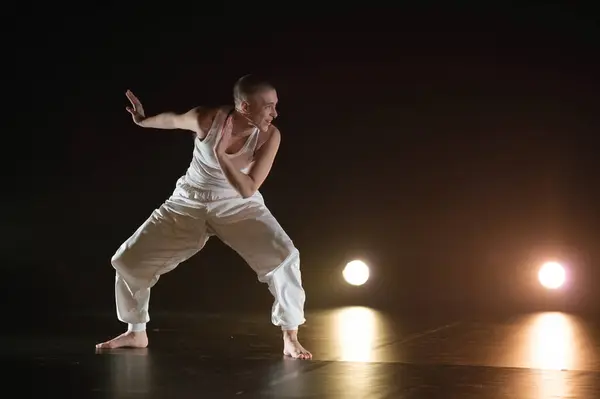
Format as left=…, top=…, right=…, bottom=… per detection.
left=232, top=74, right=279, bottom=132
left=233, top=74, right=275, bottom=109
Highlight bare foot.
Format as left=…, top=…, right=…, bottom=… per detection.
left=95, top=331, right=148, bottom=349
left=282, top=330, right=312, bottom=360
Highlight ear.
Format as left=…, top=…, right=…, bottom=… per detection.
left=240, top=100, right=251, bottom=114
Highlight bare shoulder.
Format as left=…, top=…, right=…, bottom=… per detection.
left=187, top=106, right=217, bottom=127
left=184, top=106, right=220, bottom=138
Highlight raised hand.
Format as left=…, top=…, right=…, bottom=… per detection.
left=125, top=90, right=146, bottom=125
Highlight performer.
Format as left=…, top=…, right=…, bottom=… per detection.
left=95, top=75, right=312, bottom=360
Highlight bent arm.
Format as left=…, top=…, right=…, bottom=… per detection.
left=217, top=128, right=281, bottom=198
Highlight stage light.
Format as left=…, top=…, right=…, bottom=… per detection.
left=538, top=261, right=566, bottom=289
left=343, top=260, right=369, bottom=286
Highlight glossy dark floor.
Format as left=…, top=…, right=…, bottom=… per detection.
left=4, top=308, right=600, bottom=398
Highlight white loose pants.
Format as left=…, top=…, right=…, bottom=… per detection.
left=110, top=178, right=306, bottom=330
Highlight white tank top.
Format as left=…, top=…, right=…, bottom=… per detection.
left=182, top=106, right=259, bottom=193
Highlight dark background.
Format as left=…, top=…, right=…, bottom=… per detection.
left=5, top=4, right=600, bottom=329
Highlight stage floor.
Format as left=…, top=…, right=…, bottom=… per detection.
left=4, top=307, right=600, bottom=398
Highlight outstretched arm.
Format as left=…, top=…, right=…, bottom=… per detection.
left=216, top=127, right=282, bottom=198
left=138, top=108, right=203, bottom=131
left=125, top=90, right=211, bottom=135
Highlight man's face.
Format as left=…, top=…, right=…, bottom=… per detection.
left=242, top=88, right=279, bottom=132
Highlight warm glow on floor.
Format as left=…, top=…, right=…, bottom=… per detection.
left=529, top=312, right=574, bottom=371
left=334, top=306, right=377, bottom=362
left=529, top=312, right=573, bottom=398
left=343, top=260, right=370, bottom=286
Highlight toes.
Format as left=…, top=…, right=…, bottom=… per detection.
left=296, top=351, right=312, bottom=360
left=283, top=344, right=312, bottom=360
left=96, top=340, right=118, bottom=349
left=288, top=352, right=312, bottom=360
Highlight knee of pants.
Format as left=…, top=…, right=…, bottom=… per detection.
left=111, top=240, right=177, bottom=285
left=111, top=245, right=136, bottom=276
left=111, top=246, right=156, bottom=292
left=261, top=248, right=302, bottom=283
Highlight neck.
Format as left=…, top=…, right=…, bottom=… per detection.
left=231, top=109, right=257, bottom=136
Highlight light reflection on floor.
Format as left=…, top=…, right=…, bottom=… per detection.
left=502, top=311, right=599, bottom=373
left=333, top=306, right=377, bottom=362
left=528, top=312, right=574, bottom=371
left=317, top=308, right=598, bottom=371
left=297, top=307, right=599, bottom=398
left=5, top=308, right=599, bottom=398
left=528, top=312, right=575, bottom=399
